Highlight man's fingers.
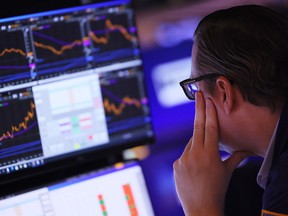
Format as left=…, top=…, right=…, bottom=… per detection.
left=204, top=99, right=219, bottom=151
left=191, top=91, right=205, bottom=150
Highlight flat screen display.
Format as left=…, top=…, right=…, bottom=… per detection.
left=0, top=161, right=155, bottom=215
left=0, top=0, right=154, bottom=183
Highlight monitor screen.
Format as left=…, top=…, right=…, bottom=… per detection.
left=0, top=161, right=155, bottom=215
left=0, top=0, right=154, bottom=183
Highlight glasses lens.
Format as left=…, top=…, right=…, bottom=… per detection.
left=180, top=73, right=220, bottom=100
left=183, top=83, right=198, bottom=100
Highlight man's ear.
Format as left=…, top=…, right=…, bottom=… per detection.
left=215, top=76, right=236, bottom=114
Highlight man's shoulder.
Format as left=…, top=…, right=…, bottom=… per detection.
left=263, top=149, right=288, bottom=213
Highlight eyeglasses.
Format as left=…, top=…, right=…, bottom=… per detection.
left=179, top=73, right=219, bottom=100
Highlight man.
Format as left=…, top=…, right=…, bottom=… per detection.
left=173, top=4, right=288, bottom=216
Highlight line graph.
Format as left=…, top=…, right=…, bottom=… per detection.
left=88, top=13, right=137, bottom=64
left=0, top=92, right=42, bottom=166
left=0, top=10, right=142, bottom=84
left=0, top=48, right=26, bottom=57
left=34, top=40, right=82, bottom=56
left=101, top=75, right=144, bottom=123
left=32, top=22, right=87, bottom=77
left=99, top=69, right=152, bottom=135
left=89, top=19, right=136, bottom=46
left=0, top=101, right=35, bottom=141
left=0, top=30, right=31, bottom=86
left=103, top=96, right=141, bottom=116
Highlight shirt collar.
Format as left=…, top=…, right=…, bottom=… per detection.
left=257, top=118, right=280, bottom=189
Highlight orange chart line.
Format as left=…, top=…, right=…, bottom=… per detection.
left=104, top=96, right=141, bottom=116
left=33, top=40, right=82, bottom=55
left=33, top=19, right=134, bottom=55
left=0, top=18, right=134, bottom=57
left=0, top=48, right=27, bottom=57
left=0, top=102, right=35, bottom=141
left=89, top=19, right=136, bottom=45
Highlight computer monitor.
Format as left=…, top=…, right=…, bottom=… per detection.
left=0, top=160, right=155, bottom=216
left=0, top=0, right=154, bottom=184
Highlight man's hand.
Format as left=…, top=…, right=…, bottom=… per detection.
left=173, top=91, right=250, bottom=216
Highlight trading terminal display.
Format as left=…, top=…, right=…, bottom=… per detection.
left=0, top=0, right=154, bottom=179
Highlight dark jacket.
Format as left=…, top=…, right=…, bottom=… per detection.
left=262, top=101, right=288, bottom=214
